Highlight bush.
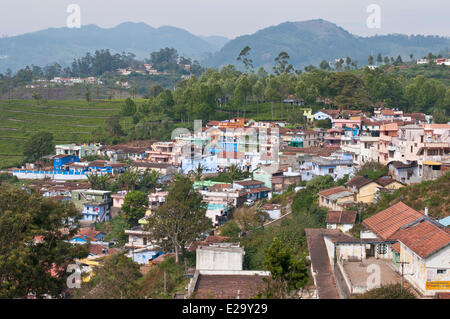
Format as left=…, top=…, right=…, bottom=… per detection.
left=353, top=284, right=416, bottom=299
left=219, top=220, right=241, bottom=240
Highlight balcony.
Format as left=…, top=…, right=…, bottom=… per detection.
left=360, top=135, right=379, bottom=142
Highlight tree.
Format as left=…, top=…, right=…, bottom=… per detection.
left=118, top=169, right=140, bottom=192
left=384, top=56, right=390, bottom=65
left=305, top=175, right=334, bottom=194
left=234, top=74, right=252, bottom=118
left=314, top=118, right=332, bottom=129
left=236, top=46, right=254, bottom=73
left=73, top=253, right=142, bottom=299
left=273, top=52, right=293, bottom=76
left=121, top=190, right=148, bottom=226
left=23, top=132, right=54, bottom=162
left=121, top=98, right=137, bottom=116
left=432, top=108, right=448, bottom=124
left=368, top=55, right=374, bottom=66
left=265, top=76, right=281, bottom=120
left=139, top=169, right=161, bottom=192
left=257, top=237, right=308, bottom=298
left=219, top=220, right=241, bottom=240
left=193, top=162, right=205, bottom=181
left=85, top=85, right=91, bottom=102
left=87, top=173, right=111, bottom=191
left=147, top=84, right=164, bottom=98
left=287, top=108, right=305, bottom=126
left=105, top=115, right=125, bottom=138
left=319, top=60, right=331, bottom=71
left=0, top=186, right=88, bottom=298
left=376, top=53, right=383, bottom=65
left=356, top=161, right=388, bottom=180
left=146, top=176, right=211, bottom=263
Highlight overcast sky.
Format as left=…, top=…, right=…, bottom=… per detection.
left=1, top=0, right=449, bottom=38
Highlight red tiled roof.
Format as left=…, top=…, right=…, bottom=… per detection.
left=326, top=210, right=357, bottom=224
left=375, top=176, right=403, bottom=187
left=75, top=228, right=104, bottom=241
left=318, top=186, right=347, bottom=197
left=194, top=274, right=268, bottom=299
left=362, top=202, right=424, bottom=240
left=234, top=179, right=265, bottom=187
left=391, top=242, right=400, bottom=254
left=391, top=219, right=450, bottom=259
left=345, top=175, right=373, bottom=189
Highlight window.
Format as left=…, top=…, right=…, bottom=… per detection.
left=437, top=269, right=447, bottom=275
left=377, top=244, right=387, bottom=255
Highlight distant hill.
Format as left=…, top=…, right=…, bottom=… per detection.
left=203, top=19, right=450, bottom=70
left=1, top=19, right=449, bottom=73
left=199, top=35, right=230, bottom=52
left=0, top=22, right=222, bottom=73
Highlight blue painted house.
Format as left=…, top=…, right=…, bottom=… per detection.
left=53, top=154, right=79, bottom=171
left=81, top=202, right=111, bottom=223
left=131, top=248, right=163, bottom=265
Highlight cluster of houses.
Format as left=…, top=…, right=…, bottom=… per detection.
left=116, top=62, right=191, bottom=77
left=417, top=58, right=450, bottom=66
left=25, top=77, right=103, bottom=89
left=10, top=105, right=450, bottom=298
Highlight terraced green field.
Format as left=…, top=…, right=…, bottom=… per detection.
left=0, top=99, right=139, bottom=168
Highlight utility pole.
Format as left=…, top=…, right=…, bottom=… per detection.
left=398, top=261, right=409, bottom=293
left=164, top=271, right=167, bottom=295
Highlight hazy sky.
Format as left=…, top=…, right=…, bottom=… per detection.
left=1, top=0, right=449, bottom=38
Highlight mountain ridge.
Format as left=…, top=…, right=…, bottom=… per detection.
left=0, top=20, right=449, bottom=73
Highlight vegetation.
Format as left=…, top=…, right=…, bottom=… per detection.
left=370, top=171, right=449, bottom=219
left=136, top=256, right=190, bottom=299
left=0, top=186, right=88, bottom=298
left=122, top=190, right=148, bottom=226
left=355, top=161, right=389, bottom=181
left=23, top=131, right=54, bottom=162
left=256, top=237, right=309, bottom=299
left=350, top=171, right=450, bottom=237
left=240, top=175, right=331, bottom=270
left=73, top=253, right=142, bottom=299
left=353, top=283, right=416, bottom=299
left=145, top=175, right=212, bottom=263
left=1, top=52, right=449, bottom=169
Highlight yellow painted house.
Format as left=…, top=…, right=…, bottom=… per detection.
left=299, top=108, right=314, bottom=122
left=345, top=176, right=380, bottom=204
left=391, top=218, right=450, bottom=297
left=346, top=176, right=404, bottom=204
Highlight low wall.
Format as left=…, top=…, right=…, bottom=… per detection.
left=337, top=261, right=367, bottom=295
left=13, top=170, right=88, bottom=180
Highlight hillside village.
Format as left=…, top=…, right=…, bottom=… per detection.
left=2, top=105, right=449, bottom=299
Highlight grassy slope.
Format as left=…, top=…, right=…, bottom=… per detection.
left=0, top=99, right=139, bottom=168
left=363, top=171, right=450, bottom=220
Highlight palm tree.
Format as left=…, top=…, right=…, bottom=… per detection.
left=118, top=169, right=140, bottom=191
left=194, top=163, right=205, bottom=181
left=87, top=173, right=111, bottom=190
left=140, top=169, right=160, bottom=191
